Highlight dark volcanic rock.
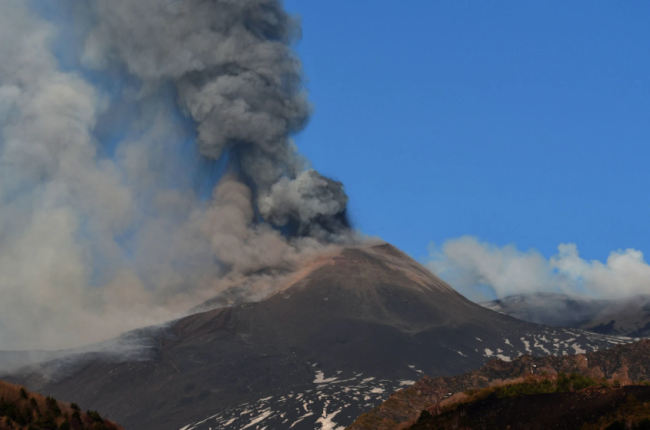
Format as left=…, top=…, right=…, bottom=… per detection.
left=4, top=244, right=631, bottom=430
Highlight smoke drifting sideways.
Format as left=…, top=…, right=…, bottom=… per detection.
left=428, top=236, right=650, bottom=302
left=0, top=0, right=357, bottom=351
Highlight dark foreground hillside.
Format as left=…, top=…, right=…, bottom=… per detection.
left=349, top=339, right=650, bottom=430
left=0, top=380, right=123, bottom=430
left=408, top=378, right=650, bottom=430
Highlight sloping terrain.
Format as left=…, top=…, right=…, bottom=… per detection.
left=407, top=380, right=650, bottom=430
left=0, top=352, right=71, bottom=376
left=482, top=292, right=650, bottom=336
left=4, top=244, right=632, bottom=430
left=0, top=379, right=123, bottom=430
left=348, top=339, right=650, bottom=430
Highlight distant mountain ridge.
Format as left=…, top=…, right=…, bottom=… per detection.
left=481, top=292, right=650, bottom=337
left=3, top=244, right=633, bottom=430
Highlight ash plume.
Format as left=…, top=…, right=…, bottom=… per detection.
left=0, top=0, right=355, bottom=351
left=82, top=0, right=347, bottom=230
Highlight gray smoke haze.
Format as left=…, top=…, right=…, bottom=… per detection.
left=480, top=292, right=611, bottom=329
left=81, top=0, right=349, bottom=228
left=0, top=0, right=356, bottom=351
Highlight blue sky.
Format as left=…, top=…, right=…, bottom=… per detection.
left=284, top=0, right=650, bottom=264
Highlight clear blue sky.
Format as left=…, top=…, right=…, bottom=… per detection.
left=284, top=0, right=650, bottom=262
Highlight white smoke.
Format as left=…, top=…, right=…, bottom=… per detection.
left=427, top=236, right=650, bottom=301
left=0, top=1, right=355, bottom=351
left=258, top=169, right=349, bottom=237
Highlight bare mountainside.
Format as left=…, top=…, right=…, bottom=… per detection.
left=482, top=293, right=650, bottom=337
left=4, top=244, right=632, bottom=430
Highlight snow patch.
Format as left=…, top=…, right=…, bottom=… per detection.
left=572, top=343, right=587, bottom=354
left=314, top=371, right=339, bottom=384
left=408, top=365, right=424, bottom=374
left=241, top=409, right=273, bottom=430
left=533, top=337, right=551, bottom=354
left=290, top=412, right=314, bottom=428
left=316, top=407, right=345, bottom=430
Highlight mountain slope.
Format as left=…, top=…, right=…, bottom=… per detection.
left=482, top=293, right=650, bottom=337
left=4, top=244, right=632, bottom=430
left=348, top=339, right=650, bottom=430
left=408, top=381, right=650, bottom=430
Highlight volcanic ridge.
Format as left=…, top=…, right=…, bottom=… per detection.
left=3, top=244, right=633, bottom=430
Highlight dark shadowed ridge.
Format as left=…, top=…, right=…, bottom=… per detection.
left=3, top=244, right=632, bottom=430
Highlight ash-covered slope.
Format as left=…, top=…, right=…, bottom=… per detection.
left=482, top=293, right=650, bottom=337
left=5, top=244, right=631, bottom=430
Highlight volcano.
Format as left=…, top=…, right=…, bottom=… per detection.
left=4, top=244, right=630, bottom=430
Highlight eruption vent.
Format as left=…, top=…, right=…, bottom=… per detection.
left=84, top=0, right=348, bottom=231
left=0, top=0, right=353, bottom=350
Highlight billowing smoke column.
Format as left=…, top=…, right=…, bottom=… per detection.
left=83, top=0, right=349, bottom=237
left=0, top=0, right=354, bottom=351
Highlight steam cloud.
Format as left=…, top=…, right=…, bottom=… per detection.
left=0, top=0, right=354, bottom=350
left=428, top=236, right=650, bottom=302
